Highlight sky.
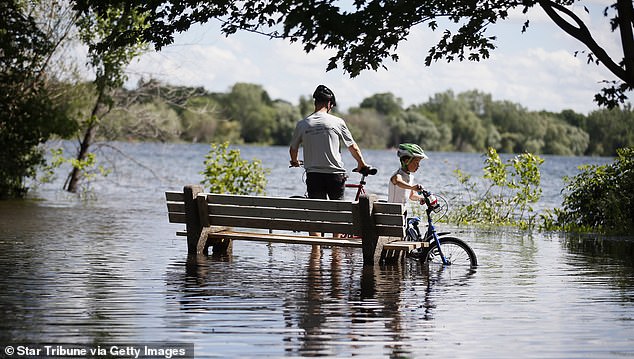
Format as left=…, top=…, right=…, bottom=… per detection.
left=124, top=1, right=625, bottom=114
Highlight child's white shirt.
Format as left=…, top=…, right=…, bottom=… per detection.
left=387, top=168, right=413, bottom=205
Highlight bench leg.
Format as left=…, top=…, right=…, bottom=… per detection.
left=198, top=227, right=233, bottom=256
left=379, top=247, right=409, bottom=265
left=211, top=238, right=232, bottom=256
left=379, top=248, right=396, bottom=265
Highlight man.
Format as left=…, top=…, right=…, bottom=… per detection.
left=289, top=84, right=369, bottom=211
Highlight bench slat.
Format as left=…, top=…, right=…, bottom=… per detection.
left=376, top=225, right=405, bottom=237
left=207, top=193, right=353, bottom=212
left=207, top=215, right=358, bottom=235
left=175, top=229, right=410, bottom=243
left=208, top=230, right=364, bottom=247
left=207, top=204, right=353, bottom=223
left=374, top=213, right=404, bottom=226
left=168, top=212, right=187, bottom=224
left=166, top=202, right=185, bottom=213
left=165, top=191, right=185, bottom=202
left=382, top=241, right=428, bottom=250
left=374, top=202, right=404, bottom=215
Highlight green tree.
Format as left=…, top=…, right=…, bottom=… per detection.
left=556, top=109, right=587, bottom=129
left=222, top=83, right=276, bottom=144
left=584, top=105, right=634, bottom=156
left=298, top=95, right=313, bottom=117
left=448, top=107, right=487, bottom=152
left=359, top=93, right=404, bottom=116
left=422, top=91, right=487, bottom=152
left=485, top=124, right=502, bottom=150
left=346, top=108, right=389, bottom=149
left=102, top=100, right=182, bottom=141
left=0, top=1, right=77, bottom=198
left=542, top=117, right=589, bottom=155
left=178, top=96, right=220, bottom=143
left=392, top=110, right=445, bottom=150
left=73, top=0, right=634, bottom=108
left=271, top=100, right=301, bottom=146
left=458, top=90, right=494, bottom=118
left=65, top=4, right=148, bottom=192
left=214, top=120, right=243, bottom=144
left=102, top=80, right=215, bottom=142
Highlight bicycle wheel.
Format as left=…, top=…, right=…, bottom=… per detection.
left=426, top=236, right=477, bottom=267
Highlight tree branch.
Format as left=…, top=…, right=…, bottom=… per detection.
left=616, top=0, right=634, bottom=85
left=538, top=0, right=629, bottom=84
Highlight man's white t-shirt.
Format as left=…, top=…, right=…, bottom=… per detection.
left=290, top=111, right=356, bottom=174
left=388, top=168, right=413, bottom=204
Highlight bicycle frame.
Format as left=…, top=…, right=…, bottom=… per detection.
left=345, top=166, right=377, bottom=201
left=407, top=210, right=449, bottom=265
left=423, top=209, right=449, bottom=265
left=345, top=177, right=367, bottom=201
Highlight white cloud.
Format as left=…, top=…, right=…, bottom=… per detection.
left=124, top=4, right=628, bottom=114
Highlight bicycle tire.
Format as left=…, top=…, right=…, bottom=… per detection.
left=425, top=236, right=477, bottom=267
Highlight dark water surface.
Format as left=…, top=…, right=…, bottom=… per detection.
left=1, top=142, right=633, bottom=358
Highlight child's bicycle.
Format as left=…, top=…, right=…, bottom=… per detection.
left=344, top=169, right=477, bottom=268
left=406, top=190, right=478, bottom=267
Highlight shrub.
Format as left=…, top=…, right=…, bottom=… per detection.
left=553, top=147, right=634, bottom=234
left=200, top=142, right=268, bottom=195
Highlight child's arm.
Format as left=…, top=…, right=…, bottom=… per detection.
left=391, top=173, right=425, bottom=201
left=409, top=187, right=425, bottom=202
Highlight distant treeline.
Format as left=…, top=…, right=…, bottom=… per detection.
left=94, top=79, right=634, bottom=156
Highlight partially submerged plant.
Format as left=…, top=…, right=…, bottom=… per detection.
left=449, top=147, right=544, bottom=228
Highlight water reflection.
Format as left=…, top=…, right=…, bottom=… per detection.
left=290, top=246, right=328, bottom=354
left=562, top=233, right=634, bottom=267
left=166, top=241, right=482, bottom=357
left=561, top=233, right=634, bottom=302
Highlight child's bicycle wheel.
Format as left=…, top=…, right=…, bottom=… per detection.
left=426, top=236, right=477, bottom=267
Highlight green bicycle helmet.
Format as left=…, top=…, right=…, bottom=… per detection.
left=397, top=143, right=428, bottom=160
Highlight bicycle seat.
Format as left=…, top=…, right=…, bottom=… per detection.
left=354, top=166, right=378, bottom=176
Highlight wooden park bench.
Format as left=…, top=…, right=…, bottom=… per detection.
left=165, top=185, right=427, bottom=265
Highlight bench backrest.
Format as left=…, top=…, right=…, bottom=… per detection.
left=165, top=191, right=187, bottom=224
left=204, top=194, right=356, bottom=234
left=372, top=201, right=407, bottom=237
left=165, top=191, right=405, bottom=238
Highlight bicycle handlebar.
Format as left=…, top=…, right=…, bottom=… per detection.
left=288, top=160, right=303, bottom=168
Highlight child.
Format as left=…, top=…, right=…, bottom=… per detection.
left=387, top=143, right=428, bottom=209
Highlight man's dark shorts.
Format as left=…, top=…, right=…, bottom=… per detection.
left=306, top=172, right=347, bottom=200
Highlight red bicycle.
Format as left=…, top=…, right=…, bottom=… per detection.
left=345, top=166, right=378, bottom=200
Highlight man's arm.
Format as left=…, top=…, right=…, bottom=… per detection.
left=289, top=146, right=300, bottom=167
left=347, top=143, right=368, bottom=170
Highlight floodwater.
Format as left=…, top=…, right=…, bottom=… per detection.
left=0, top=142, right=632, bottom=358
